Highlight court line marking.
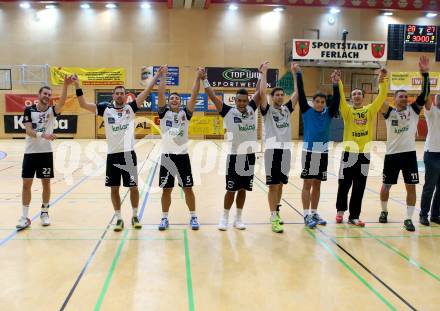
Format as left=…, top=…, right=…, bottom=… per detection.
left=60, top=145, right=156, bottom=310
left=305, top=228, right=397, bottom=310
left=92, top=157, right=196, bottom=311
left=94, top=230, right=129, bottom=310
left=362, top=228, right=440, bottom=283
left=184, top=229, right=195, bottom=311
left=0, top=162, right=105, bottom=247
left=252, top=175, right=417, bottom=311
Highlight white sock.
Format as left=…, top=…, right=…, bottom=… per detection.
left=407, top=206, right=415, bottom=219
left=304, top=209, right=310, bottom=217
left=115, top=210, right=122, bottom=220
left=311, top=209, right=317, bottom=214
left=381, top=201, right=388, bottom=212
left=162, top=212, right=169, bottom=219
left=223, top=209, right=230, bottom=218
left=22, top=205, right=29, bottom=218
left=236, top=208, right=243, bottom=219
left=337, top=211, right=344, bottom=216
left=271, top=211, right=277, bottom=221
left=42, top=203, right=49, bottom=213
left=190, top=211, right=196, bottom=218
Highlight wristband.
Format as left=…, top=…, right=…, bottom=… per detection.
left=203, top=79, right=211, bottom=88
left=36, top=132, right=43, bottom=138
left=76, top=88, right=84, bottom=97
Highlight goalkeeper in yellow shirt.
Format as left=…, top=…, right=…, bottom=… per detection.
left=335, top=68, right=388, bottom=226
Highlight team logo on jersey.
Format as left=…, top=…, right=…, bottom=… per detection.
left=166, top=120, right=173, bottom=127
left=371, top=43, right=385, bottom=59
left=234, top=117, right=242, bottom=123
left=391, top=120, right=398, bottom=126
left=295, top=41, right=310, bottom=57
left=118, top=112, right=122, bottom=117
left=273, top=116, right=279, bottom=122
left=108, top=117, right=115, bottom=124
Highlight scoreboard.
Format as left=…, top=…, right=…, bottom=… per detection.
left=388, top=24, right=440, bottom=60
left=405, top=25, right=436, bottom=45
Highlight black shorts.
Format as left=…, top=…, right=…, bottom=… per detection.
left=383, top=151, right=419, bottom=185
left=159, top=153, right=194, bottom=188
left=301, top=151, right=328, bottom=181
left=106, top=151, right=138, bottom=187
left=265, top=149, right=291, bottom=185
left=22, top=152, right=54, bottom=179
left=226, top=153, right=255, bottom=191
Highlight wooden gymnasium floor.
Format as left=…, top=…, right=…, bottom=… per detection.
left=0, top=139, right=439, bottom=311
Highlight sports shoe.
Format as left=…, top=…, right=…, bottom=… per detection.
left=233, top=218, right=246, bottom=230
left=40, top=212, right=50, bottom=227
left=379, top=211, right=388, bottom=223
left=16, top=216, right=31, bottom=231
left=158, top=217, right=169, bottom=231
left=218, top=215, right=229, bottom=231
left=131, top=216, right=142, bottom=229
left=312, top=213, right=327, bottom=226
left=336, top=214, right=343, bottom=224
left=430, top=217, right=440, bottom=225
left=348, top=219, right=365, bottom=227
left=271, top=218, right=283, bottom=233
left=419, top=216, right=430, bottom=226
left=276, top=204, right=284, bottom=225
left=304, top=214, right=317, bottom=229
left=404, top=219, right=415, bottom=232
left=114, top=219, right=124, bottom=232
left=276, top=212, right=284, bottom=225
left=190, top=216, right=200, bottom=230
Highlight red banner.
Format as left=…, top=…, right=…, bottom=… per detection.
left=5, top=94, right=79, bottom=113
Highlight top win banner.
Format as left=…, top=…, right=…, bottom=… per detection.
left=292, top=39, right=387, bottom=62
left=50, top=67, right=125, bottom=86
left=206, top=67, right=279, bottom=88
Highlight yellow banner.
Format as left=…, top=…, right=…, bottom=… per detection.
left=390, top=72, right=440, bottom=91
left=96, top=114, right=223, bottom=137
left=50, top=67, right=125, bottom=86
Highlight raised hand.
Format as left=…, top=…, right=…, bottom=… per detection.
left=260, top=61, right=269, bottom=73
left=291, top=62, right=301, bottom=74
left=331, top=70, right=341, bottom=84
left=158, top=65, right=168, bottom=77
left=378, top=67, right=387, bottom=83
left=419, top=55, right=429, bottom=74
left=64, top=75, right=74, bottom=85
left=197, top=67, right=206, bottom=80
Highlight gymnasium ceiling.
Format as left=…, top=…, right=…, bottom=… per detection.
left=0, top=0, right=438, bottom=10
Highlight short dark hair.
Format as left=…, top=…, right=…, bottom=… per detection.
left=38, top=86, right=52, bottom=94
left=394, top=89, right=407, bottom=97
left=236, top=88, right=249, bottom=96
left=169, top=92, right=181, bottom=100
left=312, top=92, right=327, bottom=101
left=113, top=85, right=126, bottom=93
left=271, top=87, right=284, bottom=97
left=351, top=88, right=365, bottom=97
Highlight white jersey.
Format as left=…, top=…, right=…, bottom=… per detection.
left=384, top=104, right=420, bottom=155
left=97, top=101, right=137, bottom=154
left=23, top=105, right=57, bottom=154
left=158, top=106, right=192, bottom=154
left=220, top=100, right=258, bottom=154
left=424, top=105, right=440, bottom=152
left=261, top=100, right=294, bottom=150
